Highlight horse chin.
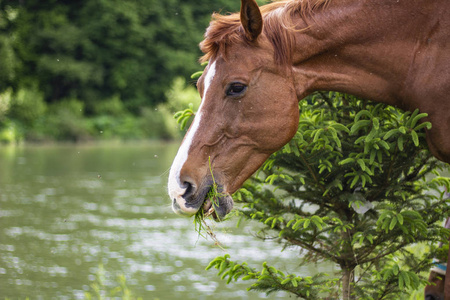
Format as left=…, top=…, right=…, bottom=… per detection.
left=202, top=193, right=234, bottom=221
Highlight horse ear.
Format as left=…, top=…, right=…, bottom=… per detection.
left=240, top=0, right=263, bottom=41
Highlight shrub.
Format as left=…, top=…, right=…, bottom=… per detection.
left=8, top=85, right=47, bottom=128
left=0, top=87, right=12, bottom=118
left=140, top=106, right=178, bottom=140
left=159, top=77, right=201, bottom=137
left=200, top=92, right=450, bottom=299
left=163, top=77, right=200, bottom=113
left=39, top=99, right=90, bottom=141
left=0, top=120, right=21, bottom=144
left=91, top=95, right=128, bottom=117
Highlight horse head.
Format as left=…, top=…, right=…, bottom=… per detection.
left=168, top=0, right=300, bottom=219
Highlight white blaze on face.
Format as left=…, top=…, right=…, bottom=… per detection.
left=168, top=61, right=217, bottom=215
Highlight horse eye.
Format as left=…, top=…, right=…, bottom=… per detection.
left=226, top=83, right=247, bottom=97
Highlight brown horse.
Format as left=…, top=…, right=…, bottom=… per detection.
left=167, top=0, right=450, bottom=295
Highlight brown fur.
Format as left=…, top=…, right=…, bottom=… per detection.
left=200, top=0, right=330, bottom=65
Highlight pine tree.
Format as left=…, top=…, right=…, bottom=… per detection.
left=204, top=92, right=450, bottom=299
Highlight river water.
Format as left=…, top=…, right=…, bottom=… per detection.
left=0, top=142, right=331, bottom=299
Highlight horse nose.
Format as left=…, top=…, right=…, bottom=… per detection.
left=425, top=295, right=437, bottom=300
left=181, top=179, right=196, bottom=200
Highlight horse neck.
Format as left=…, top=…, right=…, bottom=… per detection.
left=290, top=0, right=441, bottom=109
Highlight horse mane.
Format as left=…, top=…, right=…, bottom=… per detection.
left=200, top=0, right=330, bottom=65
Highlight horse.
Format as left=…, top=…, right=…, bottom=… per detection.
left=167, top=0, right=450, bottom=296
left=425, top=218, right=450, bottom=300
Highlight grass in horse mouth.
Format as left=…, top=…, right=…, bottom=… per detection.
left=198, top=156, right=222, bottom=220
left=192, top=157, right=224, bottom=249
left=204, top=184, right=221, bottom=216
left=193, top=192, right=224, bottom=250
left=202, top=197, right=215, bottom=217
left=193, top=187, right=220, bottom=230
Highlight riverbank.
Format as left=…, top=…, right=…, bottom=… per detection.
left=0, top=78, right=199, bottom=144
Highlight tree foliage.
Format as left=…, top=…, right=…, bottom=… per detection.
left=203, top=92, right=450, bottom=299
left=0, top=0, right=244, bottom=141
left=1, top=0, right=240, bottom=112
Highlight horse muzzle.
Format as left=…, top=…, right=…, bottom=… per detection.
left=169, top=178, right=233, bottom=220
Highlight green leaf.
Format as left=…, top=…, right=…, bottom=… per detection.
left=365, top=128, right=377, bottom=142
left=398, top=126, right=407, bottom=134
left=350, top=120, right=371, bottom=134
left=219, top=260, right=228, bottom=275
left=284, top=142, right=292, bottom=153
left=190, top=71, right=203, bottom=79
left=398, top=136, right=404, bottom=151
left=405, top=109, right=419, bottom=127
left=206, top=258, right=221, bottom=270
left=384, top=129, right=399, bottom=140
left=339, top=158, right=355, bottom=165
left=402, top=271, right=411, bottom=288
left=271, top=218, right=278, bottom=228
left=369, top=150, right=377, bottom=164
left=389, top=217, right=397, bottom=230
left=350, top=175, right=359, bottom=188
left=397, top=213, right=404, bottom=225
left=392, top=264, right=399, bottom=276
left=303, top=219, right=311, bottom=229
left=409, top=272, right=420, bottom=288
left=372, top=117, right=380, bottom=130
left=410, top=112, right=428, bottom=128
left=291, top=278, right=298, bottom=287
left=382, top=218, right=391, bottom=233
left=355, top=135, right=367, bottom=145
left=354, top=110, right=372, bottom=122
left=357, top=159, right=366, bottom=171
left=313, top=128, right=324, bottom=142
left=414, top=121, right=432, bottom=131
left=311, top=216, right=323, bottom=230
left=378, top=140, right=390, bottom=150
left=330, top=123, right=350, bottom=133
left=383, top=269, right=392, bottom=280
left=361, top=174, right=367, bottom=187
left=399, top=273, right=404, bottom=289
left=286, top=219, right=295, bottom=228
left=411, top=130, right=419, bottom=146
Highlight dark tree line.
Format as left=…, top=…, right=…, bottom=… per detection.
left=0, top=0, right=240, bottom=113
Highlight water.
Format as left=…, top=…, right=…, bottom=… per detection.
left=0, top=142, right=330, bottom=299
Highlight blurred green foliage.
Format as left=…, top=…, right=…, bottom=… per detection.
left=0, top=0, right=241, bottom=142
left=0, top=75, right=200, bottom=142
left=84, top=264, right=143, bottom=300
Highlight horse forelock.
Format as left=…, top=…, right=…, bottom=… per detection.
left=199, top=0, right=330, bottom=65
left=200, top=13, right=243, bottom=63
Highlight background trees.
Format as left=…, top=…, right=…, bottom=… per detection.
left=0, top=0, right=241, bottom=141
left=4, top=0, right=242, bottom=108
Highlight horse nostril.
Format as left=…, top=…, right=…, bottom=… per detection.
left=425, top=295, right=436, bottom=300
left=182, top=180, right=195, bottom=199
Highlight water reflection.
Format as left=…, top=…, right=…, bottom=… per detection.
left=0, top=143, right=329, bottom=299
